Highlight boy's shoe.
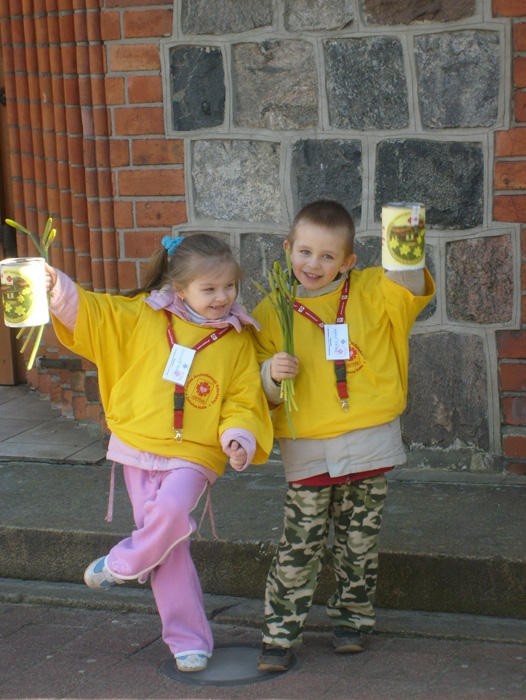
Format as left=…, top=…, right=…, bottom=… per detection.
left=175, top=652, right=208, bottom=672
left=332, top=627, right=365, bottom=654
left=83, top=556, right=124, bottom=589
left=257, top=643, right=293, bottom=672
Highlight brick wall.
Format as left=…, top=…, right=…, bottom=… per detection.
left=0, top=0, right=186, bottom=431
left=493, top=0, right=526, bottom=474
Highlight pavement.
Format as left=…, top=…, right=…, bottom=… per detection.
left=0, top=383, right=526, bottom=698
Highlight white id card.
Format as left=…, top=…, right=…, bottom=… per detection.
left=163, top=343, right=196, bottom=384
left=324, top=324, right=350, bottom=360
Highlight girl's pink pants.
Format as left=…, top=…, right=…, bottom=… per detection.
left=106, top=466, right=213, bottom=657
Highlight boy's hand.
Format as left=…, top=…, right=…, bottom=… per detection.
left=225, top=440, right=247, bottom=470
left=270, top=352, right=299, bottom=384
left=45, top=263, right=57, bottom=293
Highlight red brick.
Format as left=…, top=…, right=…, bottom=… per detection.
left=495, top=127, right=526, bottom=158
left=503, top=434, right=526, bottom=458
left=514, top=91, right=526, bottom=122
left=127, top=75, right=163, bottom=103
left=109, top=138, right=130, bottom=166
left=117, top=259, right=139, bottom=290
left=502, top=396, right=526, bottom=425
left=114, top=106, right=164, bottom=135
left=514, top=56, right=526, bottom=88
left=104, top=76, right=126, bottom=105
left=493, top=0, right=526, bottom=17
left=114, top=200, right=134, bottom=228
left=506, top=461, right=526, bottom=475
left=501, top=362, right=526, bottom=391
left=122, top=229, right=165, bottom=257
left=497, top=329, right=526, bottom=358
left=118, top=168, right=184, bottom=196
left=132, top=138, right=184, bottom=165
left=100, top=9, right=121, bottom=40
left=106, top=0, right=171, bottom=7
left=493, top=195, right=526, bottom=222
left=123, top=9, right=172, bottom=38
left=135, top=199, right=187, bottom=227
left=108, top=43, right=160, bottom=72
left=514, top=22, right=526, bottom=50
left=494, top=161, right=526, bottom=189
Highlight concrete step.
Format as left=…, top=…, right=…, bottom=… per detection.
left=1, top=459, right=525, bottom=619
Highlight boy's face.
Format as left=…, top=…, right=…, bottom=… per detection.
left=285, top=221, right=356, bottom=291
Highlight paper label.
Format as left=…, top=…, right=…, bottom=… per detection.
left=163, top=343, right=196, bottom=384
left=324, top=324, right=350, bottom=360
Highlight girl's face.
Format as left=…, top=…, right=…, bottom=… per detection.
left=286, top=221, right=356, bottom=291
left=177, top=263, right=238, bottom=320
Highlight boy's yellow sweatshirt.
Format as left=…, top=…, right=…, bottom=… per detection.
left=252, top=267, right=435, bottom=440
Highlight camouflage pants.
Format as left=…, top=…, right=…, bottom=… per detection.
left=262, top=475, right=388, bottom=646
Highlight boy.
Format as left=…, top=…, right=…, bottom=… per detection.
left=252, top=200, right=435, bottom=671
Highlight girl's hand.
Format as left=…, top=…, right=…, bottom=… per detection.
left=270, top=352, right=299, bottom=384
left=225, top=440, right=247, bottom=471
left=45, top=263, right=57, bottom=293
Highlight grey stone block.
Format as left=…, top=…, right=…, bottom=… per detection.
left=325, top=36, right=409, bottom=130
left=284, top=0, right=354, bottom=31
left=415, top=31, right=500, bottom=128
left=375, top=139, right=484, bottom=229
left=404, top=332, right=489, bottom=450
left=363, top=0, right=476, bottom=25
left=240, top=232, right=286, bottom=311
left=446, top=234, right=514, bottom=324
left=191, top=139, right=282, bottom=223
left=169, top=45, right=225, bottom=130
left=180, top=0, right=273, bottom=35
left=291, top=139, right=362, bottom=224
left=232, top=40, right=318, bottom=129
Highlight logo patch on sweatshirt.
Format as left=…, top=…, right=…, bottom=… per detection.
left=186, top=373, right=220, bottom=409
left=346, top=342, right=365, bottom=374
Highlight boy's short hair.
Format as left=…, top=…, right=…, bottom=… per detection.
left=290, top=200, right=355, bottom=252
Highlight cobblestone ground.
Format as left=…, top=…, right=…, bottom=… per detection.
left=1, top=602, right=525, bottom=699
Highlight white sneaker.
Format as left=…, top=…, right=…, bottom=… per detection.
left=83, top=556, right=124, bottom=589
left=175, top=652, right=208, bottom=672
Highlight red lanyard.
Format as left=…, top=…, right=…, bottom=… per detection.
left=165, top=310, right=232, bottom=441
left=293, top=276, right=350, bottom=410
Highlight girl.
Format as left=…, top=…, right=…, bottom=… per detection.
left=45, top=233, right=273, bottom=673
left=252, top=200, right=435, bottom=671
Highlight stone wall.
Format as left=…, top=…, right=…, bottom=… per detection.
left=1, top=0, right=524, bottom=473
left=162, top=0, right=519, bottom=471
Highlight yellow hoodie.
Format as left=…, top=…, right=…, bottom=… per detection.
left=252, top=267, right=435, bottom=440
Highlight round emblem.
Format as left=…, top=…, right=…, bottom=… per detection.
left=185, top=373, right=220, bottom=409
left=346, top=342, right=365, bottom=374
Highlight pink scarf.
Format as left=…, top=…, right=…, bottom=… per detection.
left=144, top=286, right=260, bottom=332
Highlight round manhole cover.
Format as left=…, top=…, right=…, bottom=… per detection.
left=160, top=644, right=296, bottom=686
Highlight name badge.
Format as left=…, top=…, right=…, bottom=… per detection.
left=324, top=324, right=350, bottom=360
left=163, top=343, right=196, bottom=384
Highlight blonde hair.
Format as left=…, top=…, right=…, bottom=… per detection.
left=130, top=234, right=242, bottom=295
left=289, top=200, right=355, bottom=254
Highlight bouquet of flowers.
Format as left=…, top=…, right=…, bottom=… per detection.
left=256, top=249, right=298, bottom=437
left=4, top=216, right=56, bottom=370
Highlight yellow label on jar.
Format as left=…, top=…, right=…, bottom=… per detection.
left=381, top=203, right=425, bottom=270
left=0, top=257, right=49, bottom=327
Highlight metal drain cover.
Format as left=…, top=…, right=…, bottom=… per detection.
left=160, top=644, right=295, bottom=686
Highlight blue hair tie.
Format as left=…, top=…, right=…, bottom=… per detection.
left=162, top=235, right=184, bottom=256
